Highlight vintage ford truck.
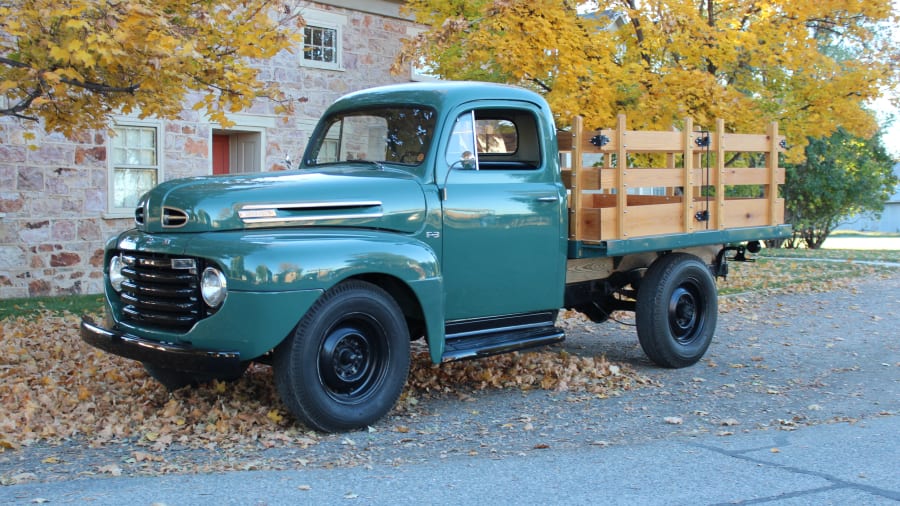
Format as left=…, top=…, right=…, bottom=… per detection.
left=82, top=81, right=790, bottom=431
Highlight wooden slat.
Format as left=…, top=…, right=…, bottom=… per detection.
left=627, top=195, right=682, bottom=206
left=571, top=116, right=585, bottom=240
left=600, top=207, right=617, bottom=240
left=721, top=167, right=786, bottom=185
left=767, top=121, right=780, bottom=225
left=615, top=114, right=628, bottom=238
left=620, top=130, right=685, bottom=152
left=624, top=168, right=684, bottom=188
left=565, top=167, right=615, bottom=190
left=625, top=202, right=684, bottom=237
left=714, top=118, right=726, bottom=229
left=683, top=118, right=694, bottom=233
left=599, top=168, right=615, bottom=189
left=720, top=133, right=772, bottom=152
left=721, top=198, right=775, bottom=228
left=561, top=169, right=572, bottom=190
left=584, top=130, right=694, bottom=153
left=581, top=193, right=616, bottom=207
left=576, top=208, right=604, bottom=240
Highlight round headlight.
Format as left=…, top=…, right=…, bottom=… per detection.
left=109, top=255, right=125, bottom=292
left=200, top=267, right=227, bottom=308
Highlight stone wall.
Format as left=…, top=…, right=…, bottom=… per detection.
left=0, top=2, right=419, bottom=298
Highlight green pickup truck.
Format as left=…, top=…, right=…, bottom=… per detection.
left=82, top=81, right=790, bottom=431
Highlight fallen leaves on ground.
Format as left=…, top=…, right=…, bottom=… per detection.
left=0, top=311, right=649, bottom=459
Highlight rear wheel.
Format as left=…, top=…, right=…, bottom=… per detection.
left=274, top=280, right=410, bottom=432
left=635, top=253, right=717, bottom=368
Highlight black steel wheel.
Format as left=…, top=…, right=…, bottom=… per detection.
left=635, top=253, right=717, bottom=368
left=274, top=280, right=410, bottom=432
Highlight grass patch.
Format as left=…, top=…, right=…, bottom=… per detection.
left=760, top=247, right=900, bottom=263
left=0, top=294, right=104, bottom=321
left=829, top=230, right=900, bottom=238
left=719, top=254, right=899, bottom=295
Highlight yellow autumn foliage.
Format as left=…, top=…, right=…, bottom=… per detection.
left=0, top=0, right=304, bottom=137
left=397, top=0, right=899, bottom=160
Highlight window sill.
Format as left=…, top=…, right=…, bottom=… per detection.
left=102, top=212, right=135, bottom=221
left=300, top=60, right=344, bottom=72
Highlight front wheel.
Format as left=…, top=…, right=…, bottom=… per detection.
left=274, top=280, right=410, bottom=432
left=635, top=253, right=718, bottom=368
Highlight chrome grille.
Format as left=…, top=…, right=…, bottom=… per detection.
left=134, top=205, right=145, bottom=226
left=118, top=252, right=203, bottom=331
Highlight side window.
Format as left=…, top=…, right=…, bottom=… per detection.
left=476, top=119, right=517, bottom=154
left=472, top=110, right=541, bottom=170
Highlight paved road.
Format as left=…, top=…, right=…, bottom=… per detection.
left=3, top=415, right=899, bottom=505
left=2, top=272, right=899, bottom=505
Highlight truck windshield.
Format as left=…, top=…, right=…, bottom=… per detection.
left=305, top=107, right=437, bottom=170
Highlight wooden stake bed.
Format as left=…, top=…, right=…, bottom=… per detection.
left=559, top=114, right=791, bottom=258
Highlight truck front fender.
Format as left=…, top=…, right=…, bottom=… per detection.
left=183, top=229, right=447, bottom=362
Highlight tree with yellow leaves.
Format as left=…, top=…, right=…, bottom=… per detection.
left=396, top=0, right=899, bottom=159
left=0, top=0, right=303, bottom=138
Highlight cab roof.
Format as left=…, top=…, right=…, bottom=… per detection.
left=325, top=81, right=549, bottom=115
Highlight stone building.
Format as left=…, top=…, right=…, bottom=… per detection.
left=0, top=0, right=424, bottom=298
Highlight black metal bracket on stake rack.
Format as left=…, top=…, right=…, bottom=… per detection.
left=590, top=134, right=610, bottom=147
left=694, top=131, right=711, bottom=226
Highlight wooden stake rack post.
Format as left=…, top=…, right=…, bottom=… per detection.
left=558, top=114, right=786, bottom=250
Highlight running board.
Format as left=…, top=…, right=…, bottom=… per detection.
left=441, top=311, right=566, bottom=362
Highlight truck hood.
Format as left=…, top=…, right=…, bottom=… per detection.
left=135, top=167, right=428, bottom=234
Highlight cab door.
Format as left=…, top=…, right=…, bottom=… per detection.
left=439, top=103, right=567, bottom=320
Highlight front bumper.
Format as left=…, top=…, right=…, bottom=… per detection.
left=81, top=317, right=243, bottom=376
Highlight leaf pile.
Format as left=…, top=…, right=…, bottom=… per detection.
left=0, top=311, right=647, bottom=454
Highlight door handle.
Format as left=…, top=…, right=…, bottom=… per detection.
left=536, top=196, right=558, bottom=202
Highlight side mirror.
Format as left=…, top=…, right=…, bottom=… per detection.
left=458, top=151, right=477, bottom=171
left=440, top=155, right=477, bottom=200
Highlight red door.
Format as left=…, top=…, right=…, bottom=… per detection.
left=212, top=134, right=230, bottom=175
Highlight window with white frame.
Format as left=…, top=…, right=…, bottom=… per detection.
left=108, top=122, right=161, bottom=214
left=300, top=10, right=346, bottom=70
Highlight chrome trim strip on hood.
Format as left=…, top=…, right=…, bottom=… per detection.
left=238, top=200, right=384, bottom=224
left=240, top=200, right=382, bottom=211
left=241, top=212, right=385, bottom=224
